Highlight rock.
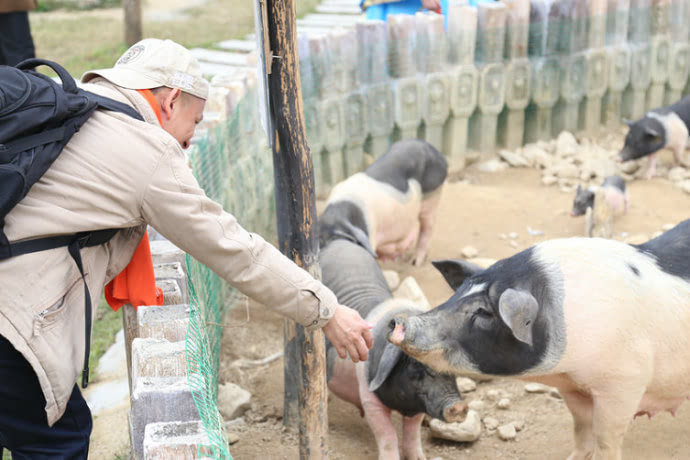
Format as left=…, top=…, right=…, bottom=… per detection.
left=511, top=419, right=525, bottom=432
left=477, top=159, right=508, bottom=173
left=549, top=388, right=562, bottom=399
left=618, top=160, right=640, bottom=174
left=429, top=410, right=482, bottom=443
left=556, top=131, right=578, bottom=158
left=522, top=144, right=552, bottom=169
left=227, top=432, right=240, bottom=444
left=524, top=383, right=550, bottom=394
left=461, top=245, right=479, bottom=259
left=218, top=382, right=252, bottom=420
left=508, top=232, right=518, bottom=239
left=483, top=417, right=499, bottom=430
left=497, top=423, right=517, bottom=440
left=509, top=240, right=518, bottom=248
left=393, top=277, right=431, bottom=310
left=498, top=233, right=507, bottom=240
left=498, top=149, right=529, bottom=167
left=554, top=163, right=580, bottom=179
left=662, top=223, right=676, bottom=231
left=486, top=389, right=508, bottom=401
left=468, top=400, right=485, bottom=412
left=456, top=377, right=477, bottom=393
left=651, top=231, right=663, bottom=239
left=542, top=175, right=558, bottom=186
left=497, top=398, right=511, bottom=409
left=668, top=167, right=689, bottom=182
left=677, top=180, right=690, bottom=194
left=382, top=270, right=400, bottom=291
left=467, top=257, right=496, bottom=268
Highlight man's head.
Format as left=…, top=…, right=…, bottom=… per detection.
left=82, top=38, right=208, bottom=149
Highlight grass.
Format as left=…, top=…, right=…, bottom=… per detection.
left=89, top=294, right=124, bottom=381
left=30, top=0, right=322, bottom=78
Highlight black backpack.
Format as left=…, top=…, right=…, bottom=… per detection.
left=0, top=59, right=144, bottom=387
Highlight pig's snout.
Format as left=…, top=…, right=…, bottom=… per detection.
left=444, top=401, right=469, bottom=423
left=387, top=315, right=407, bottom=346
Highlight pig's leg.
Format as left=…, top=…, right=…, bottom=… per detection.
left=644, top=153, right=658, bottom=179
left=590, top=387, right=645, bottom=460
left=356, top=364, right=400, bottom=459
left=401, top=413, right=426, bottom=460
left=561, top=390, right=595, bottom=460
left=413, top=191, right=443, bottom=266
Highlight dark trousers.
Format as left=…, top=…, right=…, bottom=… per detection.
left=0, top=334, right=91, bottom=459
left=0, top=11, right=35, bottom=66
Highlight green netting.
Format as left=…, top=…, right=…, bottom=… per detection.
left=184, top=85, right=276, bottom=459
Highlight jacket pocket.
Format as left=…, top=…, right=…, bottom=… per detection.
left=33, top=275, right=87, bottom=337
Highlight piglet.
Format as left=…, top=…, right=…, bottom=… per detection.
left=320, top=238, right=467, bottom=460
left=389, top=220, right=690, bottom=459
left=618, top=95, right=690, bottom=178
left=319, top=139, right=447, bottom=266
left=571, top=175, right=629, bottom=238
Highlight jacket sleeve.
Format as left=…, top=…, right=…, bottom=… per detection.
left=139, top=141, right=337, bottom=330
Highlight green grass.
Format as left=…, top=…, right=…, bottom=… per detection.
left=89, top=295, right=124, bottom=382
left=30, top=0, right=321, bottom=78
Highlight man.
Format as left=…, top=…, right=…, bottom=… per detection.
left=0, top=0, right=37, bottom=66
left=361, top=0, right=441, bottom=20
left=0, top=38, right=373, bottom=458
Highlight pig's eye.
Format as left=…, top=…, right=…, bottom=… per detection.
left=475, top=308, right=494, bottom=318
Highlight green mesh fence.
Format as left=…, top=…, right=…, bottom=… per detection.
left=184, top=85, right=276, bottom=459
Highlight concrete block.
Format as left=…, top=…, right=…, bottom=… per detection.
left=554, top=52, right=586, bottom=134
left=602, top=45, right=631, bottom=126
left=622, top=43, right=652, bottom=119
left=415, top=11, right=447, bottom=73
left=647, top=34, right=671, bottom=109
left=501, top=58, right=531, bottom=148
left=366, top=83, right=394, bottom=157
left=501, top=0, right=530, bottom=59
left=150, top=240, right=186, bottom=272
left=588, top=0, right=608, bottom=48
left=154, top=262, right=188, bottom=305
left=344, top=91, right=368, bottom=175
left=605, top=0, right=630, bottom=46
left=447, top=2, right=477, bottom=65
left=628, top=0, right=651, bottom=44
left=388, top=14, right=417, bottom=78
left=528, top=0, right=561, bottom=57
left=444, top=65, right=478, bottom=164
left=158, top=279, right=184, bottom=306
left=665, top=42, right=690, bottom=104
left=583, top=48, right=609, bottom=135
left=131, top=338, right=187, bottom=382
left=130, top=377, right=200, bottom=460
left=476, top=2, right=507, bottom=63
left=525, top=57, right=560, bottom=142
left=393, top=77, right=423, bottom=139
left=143, top=420, right=212, bottom=459
left=356, top=20, right=388, bottom=85
left=423, top=72, right=451, bottom=150
left=137, top=304, right=190, bottom=342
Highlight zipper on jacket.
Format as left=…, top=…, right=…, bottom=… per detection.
left=33, top=297, right=65, bottom=337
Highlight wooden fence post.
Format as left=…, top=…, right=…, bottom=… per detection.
left=124, top=0, right=142, bottom=46
left=265, top=0, right=328, bottom=458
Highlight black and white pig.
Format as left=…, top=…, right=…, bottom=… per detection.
left=320, top=238, right=467, bottom=460
left=618, top=95, right=690, bottom=178
left=571, top=175, right=629, bottom=217
left=388, top=220, right=690, bottom=459
left=319, top=139, right=448, bottom=266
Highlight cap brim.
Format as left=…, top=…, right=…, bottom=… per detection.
left=81, top=67, right=163, bottom=90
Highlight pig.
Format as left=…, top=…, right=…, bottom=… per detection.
left=571, top=175, right=629, bottom=217
left=319, top=139, right=448, bottom=266
left=618, top=95, right=690, bottom=179
left=320, top=238, right=467, bottom=460
left=388, top=220, right=690, bottom=460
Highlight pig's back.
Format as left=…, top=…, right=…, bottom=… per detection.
left=535, top=237, right=690, bottom=387
left=364, top=139, right=447, bottom=196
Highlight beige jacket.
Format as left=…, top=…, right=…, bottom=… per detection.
left=0, top=80, right=337, bottom=425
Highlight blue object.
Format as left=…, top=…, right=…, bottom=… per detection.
left=363, top=0, right=426, bottom=20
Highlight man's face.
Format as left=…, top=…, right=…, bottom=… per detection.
left=159, top=89, right=205, bottom=149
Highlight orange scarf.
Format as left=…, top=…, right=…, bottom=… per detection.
left=104, top=89, right=165, bottom=311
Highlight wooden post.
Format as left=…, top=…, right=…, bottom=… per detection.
left=124, top=0, right=142, bottom=46
left=265, top=0, right=328, bottom=458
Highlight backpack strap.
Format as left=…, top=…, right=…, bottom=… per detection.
left=0, top=228, right=119, bottom=388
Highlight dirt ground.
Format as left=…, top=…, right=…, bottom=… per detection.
left=219, top=144, right=690, bottom=459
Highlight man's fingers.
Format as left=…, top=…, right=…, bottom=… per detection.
left=354, top=337, right=369, bottom=362
left=346, top=342, right=360, bottom=363
left=362, top=329, right=374, bottom=349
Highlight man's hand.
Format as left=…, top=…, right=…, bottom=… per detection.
left=322, top=304, right=374, bottom=363
left=422, top=0, right=441, bottom=10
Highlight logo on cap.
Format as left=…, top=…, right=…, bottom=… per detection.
left=117, top=44, right=145, bottom=66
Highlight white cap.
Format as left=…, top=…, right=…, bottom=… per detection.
left=81, top=38, right=209, bottom=100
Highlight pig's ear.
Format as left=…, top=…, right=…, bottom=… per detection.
left=644, top=125, right=661, bottom=138
left=369, top=343, right=403, bottom=392
left=498, top=288, right=539, bottom=347
left=622, top=118, right=634, bottom=127
left=343, top=221, right=378, bottom=259
left=432, top=259, right=484, bottom=290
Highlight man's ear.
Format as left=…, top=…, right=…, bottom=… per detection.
left=160, top=88, right=182, bottom=120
